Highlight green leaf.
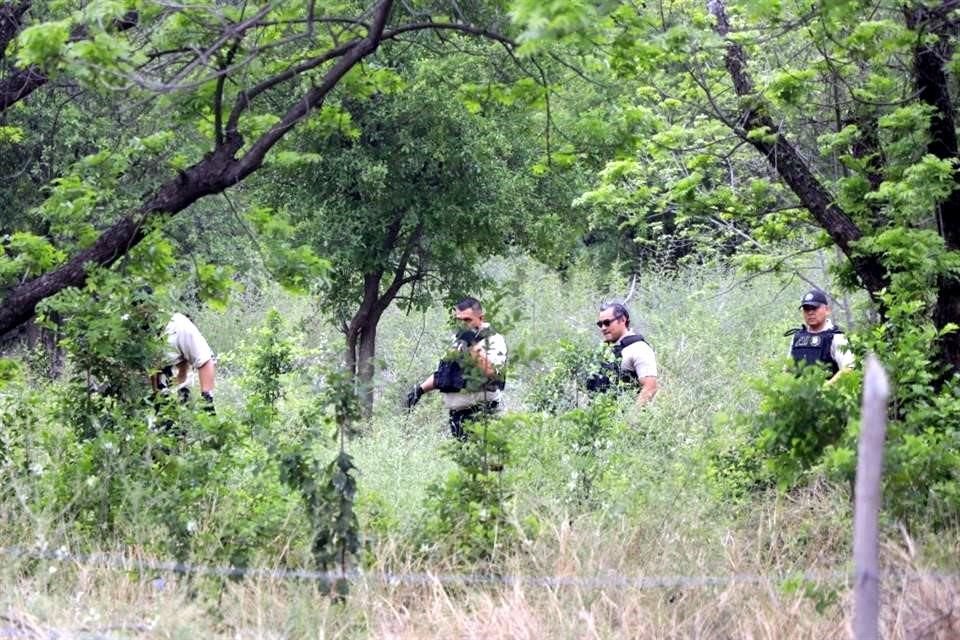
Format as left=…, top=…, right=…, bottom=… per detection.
left=17, top=20, right=72, bottom=68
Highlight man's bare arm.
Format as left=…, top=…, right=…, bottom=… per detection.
left=637, top=376, right=658, bottom=407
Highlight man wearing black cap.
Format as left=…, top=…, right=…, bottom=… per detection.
left=786, top=289, right=854, bottom=383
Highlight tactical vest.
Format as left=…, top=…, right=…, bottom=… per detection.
left=786, top=326, right=842, bottom=375
left=434, top=327, right=506, bottom=394
left=586, top=334, right=648, bottom=393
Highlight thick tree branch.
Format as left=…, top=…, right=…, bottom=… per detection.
left=0, top=0, right=396, bottom=336
left=707, top=0, right=887, bottom=296
left=375, top=222, right=424, bottom=318
left=0, top=66, right=45, bottom=111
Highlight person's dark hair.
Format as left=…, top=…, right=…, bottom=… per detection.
left=599, top=301, right=631, bottom=327
left=455, top=297, right=483, bottom=313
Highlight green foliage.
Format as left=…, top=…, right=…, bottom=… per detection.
left=745, top=363, right=861, bottom=490
left=419, top=414, right=520, bottom=564
left=0, top=359, right=22, bottom=388
left=238, top=309, right=297, bottom=421
left=38, top=274, right=164, bottom=402
left=0, top=371, right=304, bottom=569
left=0, top=126, right=25, bottom=144
left=866, top=155, right=958, bottom=225
left=0, top=233, right=67, bottom=288
left=280, top=447, right=361, bottom=597
left=16, top=20, right=72, bottom=69
left=780, top=573, right=841, bottom=614
left=510, top=394, right=634, bottom=515
left=194, top=262, right=237, bottom=311
left=245, top=207, right=330, bottom=294
left=511, top=0, right=601, bottom=48
left=553, top=395, right=624, bottom=505
left=526, top=339, right=609, bottom=413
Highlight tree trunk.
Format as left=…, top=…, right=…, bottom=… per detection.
left=906, top=7, right=960, bottom=373
left=344, top=270, right=384, bottom=419
left=356, top=321, right=377, bottom=418
left=344, top=311, right=382, bottom=419
left=344, top=329, right=359, bottom=389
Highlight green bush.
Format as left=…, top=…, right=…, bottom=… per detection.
left=718, top=292, right=960, bottom=526
left=418, top=413, right=522, bottom=565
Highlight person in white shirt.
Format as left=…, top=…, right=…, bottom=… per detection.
left=592, top=301, right=658, bottom=407
left=786, top=289, right=854, bottom=384
left=153, top=312, right=216, bottom=409
left=406, top=297, right=507, bottom=440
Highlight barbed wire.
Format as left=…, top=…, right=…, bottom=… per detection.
left=3, top=545, right=960, bottom=591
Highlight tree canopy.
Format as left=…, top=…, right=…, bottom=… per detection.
left=0, top=0, right=521, bottom=334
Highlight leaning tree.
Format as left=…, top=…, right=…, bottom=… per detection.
left=0, top=0, right=520, bottom=335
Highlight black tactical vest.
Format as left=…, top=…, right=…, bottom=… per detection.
left=434, top=327, right=505, bottom=393
left=786, top=326, right=842, bottom=375
left=586, top=334, right=648, bottom=392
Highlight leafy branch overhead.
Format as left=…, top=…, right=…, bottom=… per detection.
left=513, top=0, right=960, bottom=373
left=0, top=0, right=520, bottom=336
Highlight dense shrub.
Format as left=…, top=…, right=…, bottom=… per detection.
left=418, top=413, right=522, bottom=565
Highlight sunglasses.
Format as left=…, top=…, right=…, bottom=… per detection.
left=596, top=317, right=621, bottom=328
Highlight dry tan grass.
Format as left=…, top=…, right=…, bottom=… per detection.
left=2, top=497, right=958, bottom=639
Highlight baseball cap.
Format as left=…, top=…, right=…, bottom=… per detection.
left=799, top=289, right=828, bottom=308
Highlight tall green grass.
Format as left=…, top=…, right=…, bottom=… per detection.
left=7, top=257, right=956, bottom=638
left=181, top=257, right=841, bottom=536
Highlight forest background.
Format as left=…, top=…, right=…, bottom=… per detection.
left=1, top=0, right=960, bottom=636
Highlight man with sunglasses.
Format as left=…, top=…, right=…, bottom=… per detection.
left=406, top=297, right=507, bottom=440
left=592, top=302, right=658, bottom=406
left=786, top=289, right=854, bottom=383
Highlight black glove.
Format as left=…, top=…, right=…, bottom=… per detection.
left=406, top=384, right=424, bottom=409
left=201, top=391, right=216, bottom=415
left=585, top=373, right=611, bottom=394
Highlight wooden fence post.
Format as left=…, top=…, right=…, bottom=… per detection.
left=853, top=354, right=890, bottom=640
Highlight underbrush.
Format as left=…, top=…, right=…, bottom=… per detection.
left=2, top=258, right=960, bottom=635
left=1, top=494, right=958, bottom=639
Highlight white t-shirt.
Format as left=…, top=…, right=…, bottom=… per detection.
left=618, top=332, right=657, bottom=379
left=441, top=323, right=507, bottom=411
left=164, top=313, right=214, bottom=370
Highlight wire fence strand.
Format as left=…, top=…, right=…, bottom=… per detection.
left=4, top=545, right=960, bottom=591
